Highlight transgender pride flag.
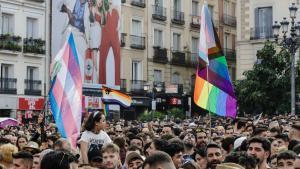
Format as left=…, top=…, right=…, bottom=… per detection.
left=49, top=33, right=82, bottom=147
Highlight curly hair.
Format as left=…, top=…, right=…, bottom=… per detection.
left=0, top=143, right=18, bottom=164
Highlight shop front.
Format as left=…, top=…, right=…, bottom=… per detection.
left=18, top=97, right=45, bottom=123
left=121, top=96, right=151, bottom=120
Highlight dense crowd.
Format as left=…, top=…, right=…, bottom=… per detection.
left=0, top=112, right=299, bottom=169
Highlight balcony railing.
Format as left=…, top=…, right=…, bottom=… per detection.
left=131, top=0, right=146, bottom=8
left=153, top=81, right=165, bottom=93
left=24, top=79, right=42, bottom=96
left=190, top=15, right=200, bottom=29
left=121, top=33, right=126, bottom=47
left=0, top=34, right=22, bottom=52
left=250, top=26, right=273, bottom=40
left=0, top=78, right=17, bottom=94
left=27, top=0, right=45, bottom=2
left=187, top=53, right=198, bottom=68
left=222, top=14, right=237, bottom=27
left=171, top=50, right=186, bottom=66
left=152, top=5, right=167, bottom=21
left=131, top=80, right=146, bottom=93
left=223, top=48, right=236, bottom=61
left=23, top=38, right=45, bottom=54
left=153, top=47, right=168, bottom=64
left=172, top=10, right=185, bottom=25
left=121, top=79, right=127, bottom=92
left=130, top=35, right=145, bottom=50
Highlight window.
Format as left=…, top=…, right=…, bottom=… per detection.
left=27, top=18, right=38, bottom=38
left=174, top=0, right=181, bottom=11
left=27, top=67, right=38, bottom=80
left=1, top=64, right=10, bottom=78
left=224, top=0, right=229, bottom=15
left=132, top=61, right=142, bottom=80
left=173, top=33, right=181, bottom=51
left=154, top=29, right=163, bottom=47
left=2, top=13, right=14, bottom=34
left=155, top=0, right=163, bottom=6
left=132, top=19, right=142, bottom=36
left=171, top=72, right=180, bottom=84
left=192, top=1, right=199, bottom=16
left=191, top=37, right=199, bottom=62
left=224, top=33, right=230, bottom=49
left=208, top=5, right=214, bottom=18
left=154, top=69, right=162, bottom=82
left=255, top=7, right=272, bottom=38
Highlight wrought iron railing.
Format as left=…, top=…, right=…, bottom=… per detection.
left=23, top=38, right=45, bottom=54
left=152, top=5, right=167, bottom=21
left=130, top=35, right=145, bottom=50
left=153, top=47, right=168, bottom=64
left=172, top=10, right=185, bottom=25
left=131, top=0, right=146, bottom=8
left=24, top=79, right=42, bottom=96
left=0, top=78, right=17, bottom=94
left=0, top=34, right=22, bottom=52
left=171, top=50, right=186, bottom=66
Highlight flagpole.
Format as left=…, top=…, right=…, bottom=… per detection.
left=206, top=63, right=212, bottom=142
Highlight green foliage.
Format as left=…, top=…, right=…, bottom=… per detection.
left=138, top=107, right=185, bottom=121
left=235, top=42, right=292, bottom=114
left=166, top=107, right=186, bottom=119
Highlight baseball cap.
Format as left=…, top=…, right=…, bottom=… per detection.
left=125, top=151, right=144, bottom=164
left=234, top=137, right=247, bottom=150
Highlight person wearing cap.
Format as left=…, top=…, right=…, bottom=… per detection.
left=23, top=141, right=40, bottom=155
left=11, top=151, right=33, bottom=169
left=125, top=151, right=144, bottom=169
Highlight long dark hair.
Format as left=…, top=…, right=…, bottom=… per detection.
left=16, top=135, right=28, bottom=150
left=84, top=111, right=104, bottom=131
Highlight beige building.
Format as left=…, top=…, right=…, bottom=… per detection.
left=0, top=0, right=47, bottom=118
left=120, top=0, right=237, bottom=117
left=236, top=0, right=297, bottom=79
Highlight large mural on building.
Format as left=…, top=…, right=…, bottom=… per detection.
left=51, top=0, right=121, bottom=88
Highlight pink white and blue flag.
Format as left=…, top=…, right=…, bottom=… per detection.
left=49, top=33, right=82, bottom=148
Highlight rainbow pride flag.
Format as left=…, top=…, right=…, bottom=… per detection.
left=49, top=33, right=83, bottom=147
left=194, top=4, right=237, bottom=118
left=101, top=86, right=132, bottom=107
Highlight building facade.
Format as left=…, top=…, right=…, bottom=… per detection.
left=236, top=0, right=298, bottom=79
left=120, top=0, right=237, bottom=119
left=0, top=0, right=47, bottom=121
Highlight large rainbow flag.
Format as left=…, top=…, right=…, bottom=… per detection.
left=194, top=4, right=237, bottom=118
left=49, top=33, right=83, bottom=147
left=101, top=86, right=132, bottom=108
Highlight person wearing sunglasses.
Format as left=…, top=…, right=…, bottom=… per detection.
left=79, top=111, right=112, bottom=164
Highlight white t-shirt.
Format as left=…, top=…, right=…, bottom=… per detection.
left=79, top=130, right=112, bottom=148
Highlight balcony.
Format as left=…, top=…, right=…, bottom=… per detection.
left=223, top=48, right=236, bottom=61
left=24, top=79, right=42, bottom=96
left=190, top=15, right=200, bottom=29
left=121, top=79, right=127, bottom=92
left=153, top=47, right=168, bottom=64
left=152, top=5, right=167, bottom=21
left=130, top=35, right=145, bottom=50
left=27, top=0, right=45, bottom=2
left=171, top=50, right=186, bottom=66
left=0, top=34, right=22, bottom=52
left=131, top=0, right=145, bottom=8
left=171, top=10, right=185, bottom=25
left=0, top=78, right=17, bottom=94
left=187, top=53, right=198, bottom=68
left=250, top=26, right=273, bottom=40
left=23, top=38, right=45, bottom=54
left=153, top=81, right=165, bottom=93
left=222, top=14, right=237, bottom=27
left=131, top=80, right=146, bottom=94
left=121, top=33, right=126, bottom=47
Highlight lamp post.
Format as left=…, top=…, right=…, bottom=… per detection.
left=272, top=3, right=299, bottom=115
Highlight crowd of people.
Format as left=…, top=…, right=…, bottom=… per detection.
left=0, top=111, right=299, bottom=169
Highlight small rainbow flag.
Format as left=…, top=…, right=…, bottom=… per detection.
left=194, top=4, right=237, bottom=118
left=101, top=86, right=132, bottom=107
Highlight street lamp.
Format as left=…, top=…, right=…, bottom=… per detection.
left=272, top=3, right=299, bottom=115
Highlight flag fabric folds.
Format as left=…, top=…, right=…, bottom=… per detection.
left=101, top=86, right=132, bottom=108
left=49, top=33, right=83, bottom=147
left=194, top=4, right=237, bottom=118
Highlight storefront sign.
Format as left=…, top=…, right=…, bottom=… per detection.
left=18, top=98, right=44, bottom=110
left=166, top=85, right=178, bottom=93
left=169, top=98, right=182, bottom=105
left=85, top=96, right=102, bottom=109
left=131, top=97, right=151, bottom=106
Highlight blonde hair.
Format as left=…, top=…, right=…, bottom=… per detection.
left=102, top=143, right=120, bottom=154
left=0, top=143, right=18, bottom=163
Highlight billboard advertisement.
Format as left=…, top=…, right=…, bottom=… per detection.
left=51, top=0, right=121, bottom=89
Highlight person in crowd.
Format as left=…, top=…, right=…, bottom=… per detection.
left=32, top=153, right=40, bottom=169
left=53, top=138, right=71, bottom=151
left=16, top=135, right=28, bottom=151
left=183, top=132, right=197, bottom=161
left=196, top=129, right=208, bottom=149
left=79, top=111, right=112, bottom=164
left=143, top=151, right=176, bottom=169
left=252, top=126, right=269, bottom=138
left=247, top=137, right=271, bottom=169
left=223, top=151, right=257, bottom=169
left=221, top=136, right=235, bottom=156
left=192, top=148, right=207, bottom=169
left=11, top=151, right=33, bottom=169
left=289, top=123, right=300, bottom=141
left=0, top=143, right=18, bottom=168
left=294, top=155, right=300, bottom=169
left=206, top=143, right=223, bottom=169
left=102, top=143, right=121, bottom=169
left=146, top=138, right=168, bottom=156
left=23, top=141, right=40, bottom=155
left=165, top=142, right=184, bottom=169
left=130, top=136, right=144, bottom=150
left=40, top=150, right=78, bottom=169
left=270, top=154, right=278, bottom=169
left=162, top=125, right=174, bottom=137
left=277, top=150, right=297, bottom=169
left=125, top=151, right=144, bottom=169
